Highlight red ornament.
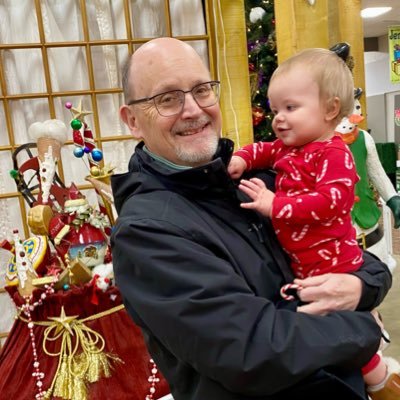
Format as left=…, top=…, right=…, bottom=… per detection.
left=73, top=129, right=84, bottom=147
left=249, top=63, right=255, bottom=72
left=252, top=106, right=266, bottom=126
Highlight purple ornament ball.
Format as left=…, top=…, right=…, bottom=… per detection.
left=65, top=102, right=72, bottom=109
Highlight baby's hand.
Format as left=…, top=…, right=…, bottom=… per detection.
left=239, top=177, right=275, bottom=217
left=228, top=156, right=247, bottom=179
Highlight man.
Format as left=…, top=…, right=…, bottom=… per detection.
left=111, top=37, right=391, bottom=400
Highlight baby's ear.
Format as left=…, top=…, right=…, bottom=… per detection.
left=325, top=97, right=340, bottom=122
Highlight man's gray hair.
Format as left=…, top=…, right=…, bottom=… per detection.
left=121, top=53, right=133, bottom=104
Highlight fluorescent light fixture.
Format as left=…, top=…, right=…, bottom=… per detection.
left=361, top=7, right=392, bottom=19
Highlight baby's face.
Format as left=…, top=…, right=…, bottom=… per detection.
left=268, top=67, right=335, bottom=147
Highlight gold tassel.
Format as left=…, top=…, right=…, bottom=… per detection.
left=40, top=306, right=124, bottom=399
left=87, top=350, right=101, bottom=383
left=71, top=374, right=87, bottom=400
left=20, top=304, right=125, bottom=400
left=86, top=346, right=120, bottom=382
left=98, top=353, right=113, bottom=379
left=53, top=355, right=72, bottom=399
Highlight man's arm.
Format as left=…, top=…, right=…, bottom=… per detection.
left=112, top=217, right=382, bottom=396
left=294, top=252, right=392, bottom=314
left=352, top=251, right=392, bottom=310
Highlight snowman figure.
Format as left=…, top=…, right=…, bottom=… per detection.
left=335, top=89, right=400, bottom=271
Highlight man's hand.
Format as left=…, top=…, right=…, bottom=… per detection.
left=386, top=195, right=400, bottom=228
left=239, top=177, right=275, bottom=217
left=294, top=273, right=362, bottom=315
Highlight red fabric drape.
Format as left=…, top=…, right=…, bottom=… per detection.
left=0, top=284, right=170, bottom=400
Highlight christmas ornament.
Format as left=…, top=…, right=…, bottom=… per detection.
left=28, top=119, right=68, bottom=205
left=70, top=119, right=83, bottom=131
left=249, top=7, right=266, bottom=23
left=66, top=100, right=115, bottom=225
left=91, top=148, right=103, bottom=162
left=4, top=231, right=50, bottom=289
left=73, top=147, right=85, bottom=158
left=252, top=106, right=266, bottom=126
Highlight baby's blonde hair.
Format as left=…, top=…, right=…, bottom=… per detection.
left=269, top=48, right=354, bottom=124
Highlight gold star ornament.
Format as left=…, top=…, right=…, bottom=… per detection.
left=71, top=100, right=92, bottom=121
left=48, top=306, right=79, bottom=335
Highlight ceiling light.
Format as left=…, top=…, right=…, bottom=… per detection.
left=361, top=7, right=392, bottom=19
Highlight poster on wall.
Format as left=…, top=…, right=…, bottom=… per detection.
left=389, top=26, right=400, bottom=84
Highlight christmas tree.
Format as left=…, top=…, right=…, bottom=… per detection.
left=245, top=0, right=277, bottom=141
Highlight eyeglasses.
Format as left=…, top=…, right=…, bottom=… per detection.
left=127, top=81, right=220, bottom=117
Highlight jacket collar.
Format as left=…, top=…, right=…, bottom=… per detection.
left=112, top=139, right=236, bottom=213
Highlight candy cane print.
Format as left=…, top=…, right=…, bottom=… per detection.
left=325, top=178, right=353, bottom=187
left=330, top=187, right=341, bottom=209
left=291, top=224, right=309, bottom=241
left=280, top=283, right=302, bottom=301
left=316, top=159, right=328, bottom=182
left=275, top=204, right=293, bottom=219
left=318, top=248, right=332, bottom=261
left=344, top=152, right=354, bottom=169
left=289, top=160, right=302, bottom=181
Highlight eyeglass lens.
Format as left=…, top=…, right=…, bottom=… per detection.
left=154, top=82, right=219, bottom=117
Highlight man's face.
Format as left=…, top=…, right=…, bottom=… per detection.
left=124, top=41, right=222, bottom=167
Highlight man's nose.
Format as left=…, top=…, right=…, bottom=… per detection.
left=181, top=92, right=203, bottom=117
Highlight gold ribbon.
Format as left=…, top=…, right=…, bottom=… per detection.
left=19, top=304, right=124, bottom=400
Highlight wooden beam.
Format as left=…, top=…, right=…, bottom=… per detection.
left=212, top=0, right=253, bottom=148
left=274, top=0, right=366, bottom=127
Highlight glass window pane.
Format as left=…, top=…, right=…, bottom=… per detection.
left=41, top=0, right=83, bottom=42
left=95, top=93, right=126, bottom=137
left=0, top=197, right=25, bottom=240
left=3, top=49, right=46, bottom=95
left=61, top=143, right=92, bottom=186
left=86, top=0, right=126, bottom=40
left=130, top=0, right=167, bottom=38
left=47, top=47, right=89, bottom=92
left=0, top=102, right=8, bottom=146
left=9, top=99, right=51, bottom=145
left=0, top=1, right=39, bottom=44
left=170, top=0, right=207, bottom=36
left=91, top=45, right=128, bottom=89
left=102, top=139, right=137, bottom=174
left=0, top=150, right=15, bottom=193
left=187, top=40, right=209, bottom=68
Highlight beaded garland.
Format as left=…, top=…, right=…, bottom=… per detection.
left=16, top=282, right=163, bottom=400
left=18, top=282, right=56, bottom=400
left=146, top=358, right=161, bottom=400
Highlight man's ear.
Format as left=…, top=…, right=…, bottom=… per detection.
left=325, top=97, right=341, bottom=122
left=120, top=105, right=142, bottom=140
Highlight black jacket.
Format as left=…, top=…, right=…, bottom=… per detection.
left=111, top=140, right=391, bottom=400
